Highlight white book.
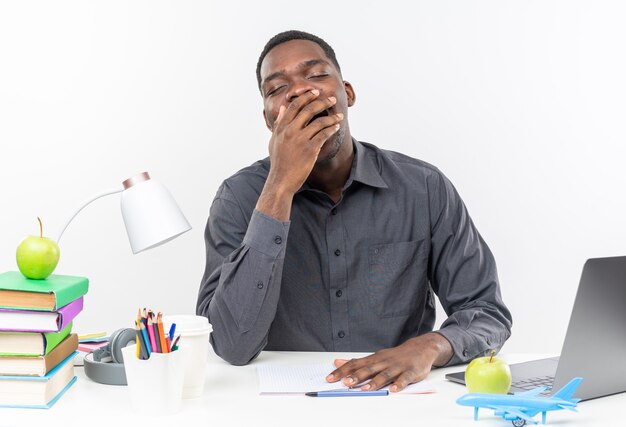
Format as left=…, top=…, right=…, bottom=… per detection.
left=0, top=352, right=77, bottom=408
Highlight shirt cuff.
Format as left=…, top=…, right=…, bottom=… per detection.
left=242, top=209, right=291, bottom=259
left=434, top=325, right=483, bottom=366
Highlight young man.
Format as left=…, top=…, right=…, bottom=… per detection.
left=197, top=30, right=512, bottom=392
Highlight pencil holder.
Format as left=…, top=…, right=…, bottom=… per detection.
left=121, top=344, right=185, bottom=415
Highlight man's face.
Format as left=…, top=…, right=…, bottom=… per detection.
left=260, top=39, right=355, bottom=164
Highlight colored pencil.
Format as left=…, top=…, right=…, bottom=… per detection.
left=134, top=320, right=149, bottom=359
left=135, top=308, right=144, bottom=359
left=171, top=335, right=181, bottom=351
left=139, top=320, right=152, bottom=356
left=157, top=313, right=169, bottom=353
left=147, top=316, right=158, bottom=353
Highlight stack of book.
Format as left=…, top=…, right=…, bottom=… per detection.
left=0, top=271, right=88, bottom=408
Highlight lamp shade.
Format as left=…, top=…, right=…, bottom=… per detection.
left=120, top=172, right=191, bottom=254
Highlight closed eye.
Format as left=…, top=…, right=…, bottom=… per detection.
left=266, top=86, right=285, bottom=97
left=308, top=74, right=328, bottom=79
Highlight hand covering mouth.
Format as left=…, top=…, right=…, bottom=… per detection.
left=307, top=109, right=331, bottom=127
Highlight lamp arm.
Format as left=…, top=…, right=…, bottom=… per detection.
left=55, top=185, right=125, bottom=244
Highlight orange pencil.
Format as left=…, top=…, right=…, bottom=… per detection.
left=157, top=313, right=169, bottom=353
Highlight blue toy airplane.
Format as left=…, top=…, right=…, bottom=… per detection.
left=456, top=378, right=583, bottom=426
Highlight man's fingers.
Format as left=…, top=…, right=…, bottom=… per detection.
left=388, top=370, right=419, bottom=393
left=341, top=363, right=384, bottom=388
left=310, top=123, right=341, bottom=150
left=360, top=368, right=400, bottom=391
left=293, top=96, right=337, bottom=129
left=282, top=89, right=320, bottom=124
left=326, top=358, right=365, bottom=383
left=273, top=105, right=286, bottom=127
left=304, top=113, right=343, bottom=138
left=333, top=359, right=348, bottom=368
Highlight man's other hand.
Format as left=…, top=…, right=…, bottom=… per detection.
left=325, top=333, right=453, bottom=392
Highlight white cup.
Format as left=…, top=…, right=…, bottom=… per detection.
left=162, top=314, right=212, bottom=398
left=121, top=344, right=185, bottom=415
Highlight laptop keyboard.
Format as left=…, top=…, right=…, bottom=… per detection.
left=512, top=375, right=554, bottom=392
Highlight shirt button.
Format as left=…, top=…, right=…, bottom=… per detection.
left=257, top=281, right=264, bottom=289
left=335, top=290, right=342, bottom=298
left=331, top=208, right=338, bottom=215
left=334, top=249, right=341, bottom=256
left=338, top=331, right=345, bottom=338
left=373, top=248, right=379, bottom=254
left=274, top=236, right=282, bottom=245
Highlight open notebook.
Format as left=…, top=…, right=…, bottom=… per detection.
left=257, top=363, right=435, bottom=395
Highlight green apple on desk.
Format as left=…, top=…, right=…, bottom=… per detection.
left=465, top=350, right=512, bottom=394
left=16, top=217, right=60, bottom=280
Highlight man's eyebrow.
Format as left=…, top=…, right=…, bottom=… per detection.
left=301, top=59, right=328, bottom=69
left=262, top=59, right=330, bottom=87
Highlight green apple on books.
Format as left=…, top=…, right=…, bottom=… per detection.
left=15, top=217, right=60, bottom=280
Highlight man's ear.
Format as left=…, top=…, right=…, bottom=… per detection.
left=344, top=81, right=356, bottom=107
left=263, top=109, right=272, bottom=131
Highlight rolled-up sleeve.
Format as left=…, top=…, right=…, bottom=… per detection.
left=196, top=184, right=290, bottom=366
left=427, top=170, right=513, bottom=366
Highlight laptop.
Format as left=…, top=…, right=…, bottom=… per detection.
left=445, top=256, right=626, bottom=401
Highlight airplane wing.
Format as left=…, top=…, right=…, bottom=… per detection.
left=514, top=386, right=549, bottom=397
left=488, top=406, right=538, bottom=424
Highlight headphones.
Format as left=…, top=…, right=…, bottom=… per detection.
left=84, top=328, right=136, bottom=386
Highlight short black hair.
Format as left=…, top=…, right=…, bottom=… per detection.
left=256, top=30, right=341, bottom=93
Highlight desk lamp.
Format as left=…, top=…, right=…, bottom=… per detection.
left=55, top=172, right=191, bottom=385
left=56, top=171, right=191, bottom=252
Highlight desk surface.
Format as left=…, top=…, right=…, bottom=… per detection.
left=1, top=352, right=622, bottom=426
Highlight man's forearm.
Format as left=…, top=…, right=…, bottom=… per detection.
left=256, top=176, right=294, bottom=222
left=206, top=249, right=285, bottom=365
left=197, top=205, right=290, bottom=366
left=436, top=301, right=512, bottom=366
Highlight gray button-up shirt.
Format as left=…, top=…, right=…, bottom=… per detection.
left=197, top=139, right=512, bottom=366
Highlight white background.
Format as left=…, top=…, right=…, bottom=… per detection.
left=1, top=0, right=624, bottom=355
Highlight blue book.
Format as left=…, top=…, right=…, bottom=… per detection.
left=0, top=352, right=77, bottom=409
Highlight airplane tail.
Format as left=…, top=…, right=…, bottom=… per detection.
left=552, top=377, right=583, bottom=402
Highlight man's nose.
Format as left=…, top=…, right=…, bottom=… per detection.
left=286, top=81, right=316, bottom=102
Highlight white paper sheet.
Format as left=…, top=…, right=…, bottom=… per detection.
left=257, top=363, right=435, bottom=394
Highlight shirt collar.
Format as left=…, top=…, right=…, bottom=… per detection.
left=296, top=138, right=388, bottom=194
left=347, top=138, right=388, bottom=190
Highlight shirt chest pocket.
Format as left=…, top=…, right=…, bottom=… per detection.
left=367, top=239, right=428, bottom=318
